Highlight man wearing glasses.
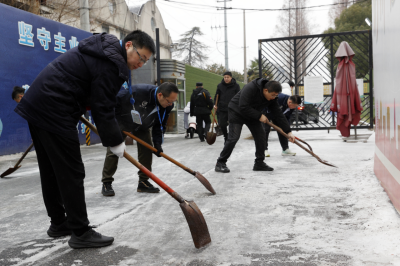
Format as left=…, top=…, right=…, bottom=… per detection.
left=101, top=82, right=179, bottom=196
left=14, top=30, right=156, bottom=249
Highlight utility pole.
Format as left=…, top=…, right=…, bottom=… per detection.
left=217, top=0, right=231, bottom=71
left=243, top=10, right=247, bottom=84
left=79, top=0, right=90, bottom=32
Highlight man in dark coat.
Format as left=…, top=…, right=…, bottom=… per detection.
left=214, top=71, right=241, bottom=143
left=101, top=82, right=178, bottom=196
left=214, top=79, right=296, bottom=173
left=263, top=94, right=301, bottom=157
left=190, top=82, right=214, bottom=142
left=14, top=30, right=155, bottom=249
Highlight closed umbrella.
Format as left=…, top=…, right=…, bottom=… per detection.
left=330, top=41, right=363, bottom=137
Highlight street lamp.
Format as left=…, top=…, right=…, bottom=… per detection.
left=365, top=18, right=372, bottom=27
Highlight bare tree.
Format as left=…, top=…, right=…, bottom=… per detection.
left=328, top=0, right=350, bottom=27
left=1, top=0, right=41, bottom=14
left=272, top=0, right=312, bottom=84
left=173, top=27, right=209, bottom=67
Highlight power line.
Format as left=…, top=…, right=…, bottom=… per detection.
left=160, top=0, right=369, bottom=11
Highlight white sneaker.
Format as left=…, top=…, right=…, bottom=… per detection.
left=265, top=150, right=270, bottom=157
left=282, top=149, right=296, bottom=156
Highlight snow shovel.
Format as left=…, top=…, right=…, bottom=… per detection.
left=206, top=95, right=218, bottom=145
left=79, top=117, right=212, bottom=249
left=1, top=142, right=34, bottom=178
left=123, top=131, right=216, bottom=195
left=265, top=120, right=338, bottom=168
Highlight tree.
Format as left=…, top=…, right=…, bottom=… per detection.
left=173, top=27, right=209, bottom=67
left=328, top=0, right=351, bottom=27
left=272, top=0, right=312, bottom=83
left=322, top=0, right=372, bottom=79
left=247, top=57, right=274, bottom=83
left=205, top=63, right=244, bottom=83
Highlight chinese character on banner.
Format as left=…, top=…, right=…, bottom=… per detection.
left=69, top=36, right=79, bottom=49
left=18, top=21, right=34, bottom=47
left=54, top=32, right=67, bottom=53
left=37, top=27, right=51, bottom=50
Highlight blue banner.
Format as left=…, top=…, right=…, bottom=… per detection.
left=0, top=3, right=101, bottom=156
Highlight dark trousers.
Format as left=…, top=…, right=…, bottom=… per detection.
left=217, top=122, right=266, bottom=164
left=102, top=129, right=153, bottom=183
left=217, top=111, right=229, bottom=141
left=28, top=123, right=89, bottom=232
left=196, top=114, right=211, bottom=141
left=263, top=121, right=289, bottom=151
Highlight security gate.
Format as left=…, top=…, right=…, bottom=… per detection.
left=258, top=30, right=373, bottom=130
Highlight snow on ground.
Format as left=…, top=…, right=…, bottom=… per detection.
left=0, top=127, right=399, bottom=266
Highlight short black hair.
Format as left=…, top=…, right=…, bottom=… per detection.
left=289, top=95, right=302, bottom=105
left=288, top=81, right=295, bottom=87
left=124, top=30, right=156, bottom=55
left=263, top=81, right=282, bottom=93
left=12, top=86, right=25, bottom=100
left=158, top=82, right=179, bottom=97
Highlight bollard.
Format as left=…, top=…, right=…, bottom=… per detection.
left=85, top=125, right=90, bottom=146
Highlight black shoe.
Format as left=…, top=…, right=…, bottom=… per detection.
left=215, top=162, right=230, bottom=173
left=200, top=139, right=205, bottom=142
left=253, top=162, right=274, bottom=171
left=47, top=220, right=72, bottom=238
left=102, top=182, right=115, bottom=197
left=137, top=180, right=160, bottom=193
left=68, top=228, right=114, bottom=249
left=185, top=135, right=190, bottom=139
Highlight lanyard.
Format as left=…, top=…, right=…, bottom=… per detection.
left=120, top=40, right=134, bottom=106
left=154, top=87, right=166, bottom=139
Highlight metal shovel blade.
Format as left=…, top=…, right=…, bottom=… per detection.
left=1, top=165, right=21, bottom=178
left=180, top=200, right=211, bottom=249
left=205, top=132, right=217, bottom=145
left=194, top=171, right=216, bottom=195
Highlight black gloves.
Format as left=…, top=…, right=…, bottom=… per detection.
left=153, top=143, right=163, bottom=157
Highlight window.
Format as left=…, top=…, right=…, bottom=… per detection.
left=151, top=17, right=156, bottom=32
left=120, top=31, right=126, bottom=40
left=102, top=25, right=109, bottom=34
left=108, top=1, right=116, bottom=15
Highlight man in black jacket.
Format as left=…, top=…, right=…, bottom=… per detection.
left=263, top=94, right=301, bottom=157
left=214, top=71, right=241, bottom=143
left=190, top=82, right=214, bottom=142
left=215, top=79, right=296, bottom=173
left=14, top=30, right=155, bottom=249
left=101, top=82, right=178, bottom=196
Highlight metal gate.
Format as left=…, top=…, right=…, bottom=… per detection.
left=258, top=31, right=373, bottom=131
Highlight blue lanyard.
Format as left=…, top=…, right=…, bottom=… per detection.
left=120, top=40, right=134, bottom=105
left=154, top=87, right=166, bottom=134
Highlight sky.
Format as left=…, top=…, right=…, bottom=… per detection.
left=152, top=0, right=335, bottom=73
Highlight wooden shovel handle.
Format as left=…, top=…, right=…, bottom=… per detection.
left=14, top=142, right=34, bottom=168
left=79, top=117, right=185, bottom=203
left=123, top=131, right=195, bottom=175
left=265, top=120, right=322, bottom=160
left=211, top=95, right=219, bottom=132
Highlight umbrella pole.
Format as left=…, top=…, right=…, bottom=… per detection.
left=354, top=125, right=357, bottom=139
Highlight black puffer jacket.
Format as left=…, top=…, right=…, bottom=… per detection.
left=214, top=78, right=241, bottom=113
left=116, top=84, right=173, bottom=146
left=190, top=87, right=213, bottom=116
left=15, top=33, right=129, bottom=147
left=228, top=78, right=291, bottom=133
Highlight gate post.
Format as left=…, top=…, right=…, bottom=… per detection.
left=368, top=30, right=373, bottom=128
left=330, top=35, right=336, bottom=126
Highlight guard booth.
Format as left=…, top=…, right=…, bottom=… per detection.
left=160, top=59, right=186, bottom=134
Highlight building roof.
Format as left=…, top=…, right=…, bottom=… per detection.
left=127, top=0, right=150, bottom=15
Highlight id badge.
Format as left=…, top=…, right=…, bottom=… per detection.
left=131, top=110, right=142, bottom=125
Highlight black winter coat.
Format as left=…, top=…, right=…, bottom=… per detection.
left=15, top=33, right=129, bottom=147
left=228, top=78, right=291, bottom=134
left=116, top=85, right=173, bottom=146
left=214, top=78, right=241, bottom=113
left=190, top=87, right=213, bottom=116
left=264, top=94, right=294, bottom=122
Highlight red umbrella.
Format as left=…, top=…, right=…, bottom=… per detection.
left=330, top=41, right=363, bottom=137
